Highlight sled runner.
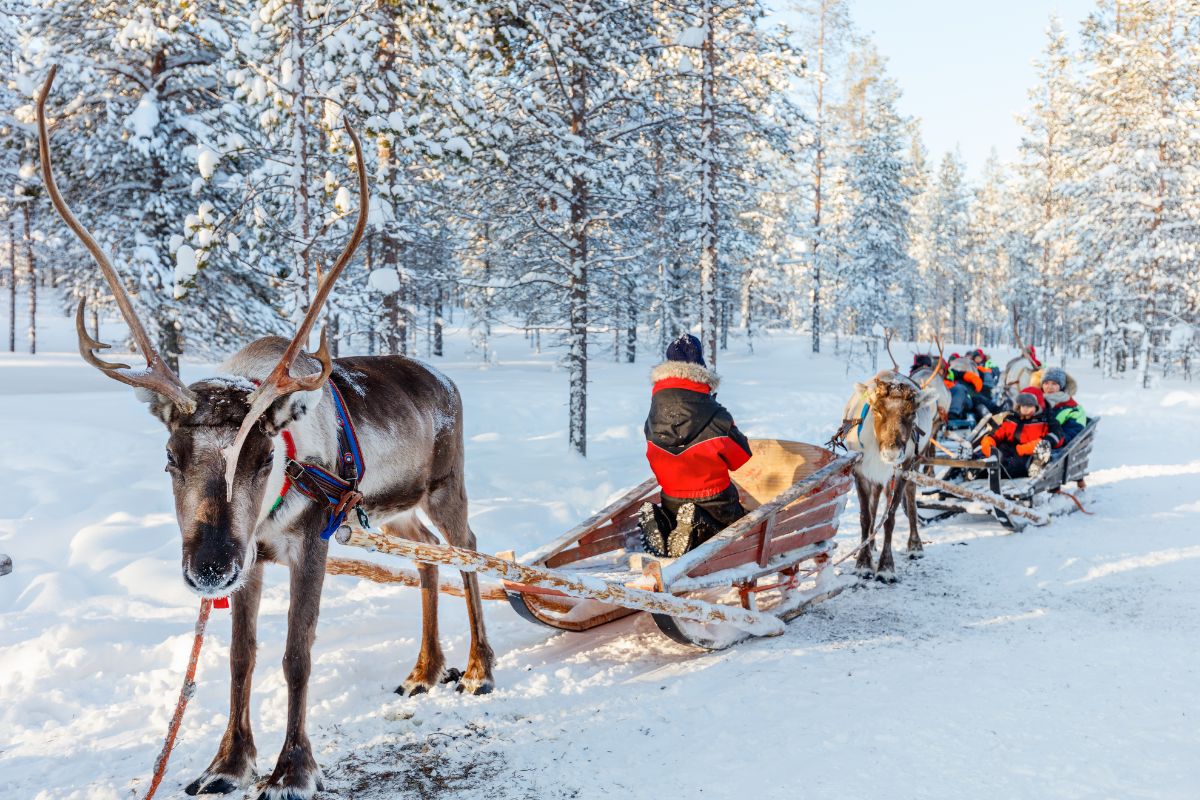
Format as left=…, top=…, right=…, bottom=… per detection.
left=913, top=418, right=1099, bottom=530
left=333, top=440, right=857, bottom=650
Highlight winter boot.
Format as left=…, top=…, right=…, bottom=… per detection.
left=639, top=502, right=667, bottom=557
left=667, top=503, right=697, bottom=558
left=1027, top=439, right=1052, bottom=478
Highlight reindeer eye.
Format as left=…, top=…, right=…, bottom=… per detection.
left=165, top=450, right=179, bottom=471
left=258, top=451, right=276, bottom=472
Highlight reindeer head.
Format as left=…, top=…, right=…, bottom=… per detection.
left=860, top=372, right=939, bottom=465
left=37, top=66, right=366, bottom=597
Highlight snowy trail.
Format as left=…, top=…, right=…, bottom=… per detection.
left=2, top=327, right=1198, bottom=799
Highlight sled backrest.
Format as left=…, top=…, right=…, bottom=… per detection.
left=732, top=439, right=836, bottom=511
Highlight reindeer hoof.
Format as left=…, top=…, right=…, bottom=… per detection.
left=186, top=775, right=242, bottom=795
left=875, top=570, right=898, bottom=584
left=854, top=568, right=875, bottom=581
left=441, top=667, right=464, bottom=684
left=456, top=677, right=495, bottom=695
left=907, top=549, right=924, bottom=560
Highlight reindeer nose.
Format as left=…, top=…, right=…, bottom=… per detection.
left=183, top=561, right=241, bottom=595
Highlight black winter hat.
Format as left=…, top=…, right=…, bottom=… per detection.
left=666, top=334, right=706, bottom=367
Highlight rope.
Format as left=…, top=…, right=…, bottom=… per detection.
left=142, top=598, right=212, bottom=800
left=1056, top=490, right=1094, bottom=515
left=830, top=474, right=905, bottom=570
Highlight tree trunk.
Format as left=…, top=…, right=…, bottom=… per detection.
left=811, top=1, right=827, bottom=354
left=7, top=217, right=15, bottom=353
left=698, top=2, right=720, bottom=368
left=290, top=0, right=312, bottom=313
left=23, top=203, right=36, bottom=355
left=567, top=65, right=589, bottom=457
left=433, top=287, right=443, bottom=357
left=625, top=296, right=636, bottom=364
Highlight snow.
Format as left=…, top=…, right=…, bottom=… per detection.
left=175, top=245, right=198, bottom=283
left=367, top=268, right=400, bottom=294
left=2, top=315, right=1199, bottom=799
left=197, top=147, right=220, bottom=180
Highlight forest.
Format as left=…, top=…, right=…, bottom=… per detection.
left=2, top=0, right=1198, bottom=454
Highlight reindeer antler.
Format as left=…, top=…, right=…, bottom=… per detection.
left=884, top=329, right=900, bottom=372
left=918, top=334, right=945, bottom=389
left=1012, top=312, right=1031, bottom=358
left=38, top=65, right=196, bottom=414
left=223, top=115, right=369, bottom=498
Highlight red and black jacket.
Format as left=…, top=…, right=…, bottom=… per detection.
left=645, top=361, right=752, bottom=500
left=987, top=411, right=1064, bottom=456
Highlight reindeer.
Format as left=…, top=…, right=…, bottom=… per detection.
left=837, top=332, right=941, bottom=581
left=1002, top=313, right=1041, bottom=406
left=37, top=66, right=493, bottom=800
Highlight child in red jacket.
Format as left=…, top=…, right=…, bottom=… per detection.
left=639, top=335, right=753, bottom=558
left=978, top=386, right=1063, bottom=479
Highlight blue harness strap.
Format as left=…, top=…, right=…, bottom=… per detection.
left=856, top=402, right=869, bottom=437
left=284, top=381, right=368, bottom=539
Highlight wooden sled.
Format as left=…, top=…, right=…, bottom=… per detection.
left=914, top=418, right=1099, bottom=530
left=500, top=440, right=857, bottom=649
left=333, top=440, right=856, bottom=650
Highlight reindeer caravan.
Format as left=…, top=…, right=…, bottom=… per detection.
left=38, top=60, right=1099, bottom=797
left=835, top=330, right=1099, bottom=542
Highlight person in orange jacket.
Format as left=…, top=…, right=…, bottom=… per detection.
left=977, top=386, right=1063, bottom=478
left=945, top=355, right=997, bottom=421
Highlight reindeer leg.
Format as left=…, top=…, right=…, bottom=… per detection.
left=424, top=479, right=494, bottom=695
left=258, top=532, right=328, bottom=800
left=186, top=563, right=263, bottom=795
left=877, top=481, right=902, bottom=583
left=389, top=518, right=447, bottom=696
left=905, top=479, right=924, bottom=557
left=853, top=475, right=876, bottom=579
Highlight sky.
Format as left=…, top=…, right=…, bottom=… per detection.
left=845, top=0, right=1097, bottom=179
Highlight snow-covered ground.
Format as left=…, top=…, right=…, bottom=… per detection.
left=2, top=309, right=1198, bottom=799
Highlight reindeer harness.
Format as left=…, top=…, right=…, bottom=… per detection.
left=271, top=380, right=368, bottom=539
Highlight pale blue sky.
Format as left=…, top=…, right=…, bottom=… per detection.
left=851, top=0, right=1096, bottom=178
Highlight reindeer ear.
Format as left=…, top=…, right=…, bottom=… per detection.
left=262, top=387, right=324, bottom=436
left=135, top=387, right=184, bottom=428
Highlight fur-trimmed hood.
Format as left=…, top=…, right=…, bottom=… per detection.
left=650, top=360, right=720, bottom=391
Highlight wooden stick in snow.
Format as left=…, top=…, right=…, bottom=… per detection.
left=335, top=526, right=786, bottom=636
left=901, top=470, right=1049, bottom=525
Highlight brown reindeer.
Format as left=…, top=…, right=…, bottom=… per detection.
left=839, top=333, right=941, bottom=581
left=37, top=66, right=492, bottom=800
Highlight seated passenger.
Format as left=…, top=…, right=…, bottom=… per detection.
left=1039, top=366, right=1088, bottom=445
left=639, top=334, right=752, bottom=558
left=978, top=387, right=1063, bottom=479
left=971, top=348, right=999, bottom=389
left=946, top=356, right=998, bottom=421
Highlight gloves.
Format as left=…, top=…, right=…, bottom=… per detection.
left=980, top=436, right=996, bottom=457
left=1016, top=439, right=1042, bottom=457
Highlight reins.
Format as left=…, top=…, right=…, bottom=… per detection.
left=141, top=598, right=213, bottom=800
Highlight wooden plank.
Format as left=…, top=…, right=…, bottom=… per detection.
left=544, top=532, right=631, bottom=568
left=669, top=540, right=836, bottom=593
left=756, top=513, right=778, bottom=568
left=920, top=456, right=993, bottom=469
left=901, top=470, right=1049, bottom=525
left=337, top=525, right=786, bottom=636
left=688, top=524, right=837, bottom=578
left=662, top=454, right=858, bottom=586
left=519, top=477, right=659, bottom=565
